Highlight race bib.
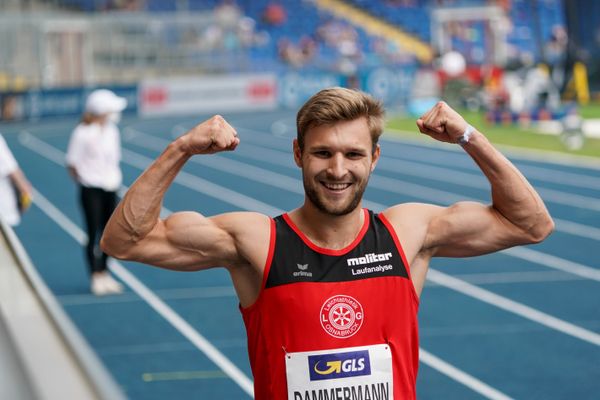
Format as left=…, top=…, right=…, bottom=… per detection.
left=285, top=343, right=393, bottom=400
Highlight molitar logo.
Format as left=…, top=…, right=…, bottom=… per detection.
left=308, top=350, right=371, bottom=381
left=347, top=252, right=392, bottom=266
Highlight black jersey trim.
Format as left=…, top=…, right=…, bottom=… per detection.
left=265, top=210, right=412, bottom=288
left=281, top=208, right=370, bottom=256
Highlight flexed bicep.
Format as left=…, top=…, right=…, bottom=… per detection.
left=425, top=201, right=530, bottom=258
left=107, top=211, right=239, bottom=271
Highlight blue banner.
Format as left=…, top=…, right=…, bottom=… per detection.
left=0, top=85, right=138, bottom=121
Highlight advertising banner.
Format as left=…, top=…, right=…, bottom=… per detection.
left=139, top=74, right=277, bottom=116
left=0, top=86, right=138, bottom=121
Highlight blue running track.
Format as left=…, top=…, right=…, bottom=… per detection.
left=1, top=110, right=599, bottom=399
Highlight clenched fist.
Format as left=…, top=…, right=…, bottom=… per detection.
left=416, top=101, right=470, bottom=144
left=182, top=115, right=240, bottom=155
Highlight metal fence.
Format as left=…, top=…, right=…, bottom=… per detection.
left=0, top=10, right=265, bottom=90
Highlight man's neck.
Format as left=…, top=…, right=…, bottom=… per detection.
left=288, top=203, right=365, bottom=250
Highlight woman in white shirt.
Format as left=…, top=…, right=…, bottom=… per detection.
left=66, top=89, right=126, bottom=296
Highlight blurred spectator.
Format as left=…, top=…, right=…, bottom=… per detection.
left=278, top=35, right=318, bottom=68
left=111, top=0, right=144, bottom=11
left=544, top=25, right=568, bottom=91
left=0, top=133, right=32, bottom=227
left=262, top=2, right=287, bottom=26
left=316, top=19, right=362, bottom=74
left=66, top=89, right=126, bottom=296
left=215, top=0, right=242, bottom=30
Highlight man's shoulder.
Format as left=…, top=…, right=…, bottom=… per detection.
left=380, top=202, right=444, bottom=229
left=212, top=211, right=272, bottom=236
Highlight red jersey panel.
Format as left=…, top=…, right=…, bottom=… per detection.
left=241, top=209, right=419, bottom=399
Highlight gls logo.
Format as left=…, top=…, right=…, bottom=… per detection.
left=308, top=350, right=371, bottom=381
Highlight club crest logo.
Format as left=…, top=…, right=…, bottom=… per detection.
left=320, top=295, right=364, bottom=339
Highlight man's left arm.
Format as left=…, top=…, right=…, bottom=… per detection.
left=414, top=101, right=554, bottom=258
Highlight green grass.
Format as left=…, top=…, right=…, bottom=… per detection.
left=387, top=103, right=600, bottom=159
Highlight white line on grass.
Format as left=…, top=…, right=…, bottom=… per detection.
left=22, top=133, right=516, bottom=400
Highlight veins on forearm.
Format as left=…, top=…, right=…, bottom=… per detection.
left=120, top=187, right=163, bottom=243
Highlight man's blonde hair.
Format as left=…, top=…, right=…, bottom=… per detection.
left=296, top=87, right=385, bottom=152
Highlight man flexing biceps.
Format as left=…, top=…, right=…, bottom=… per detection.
left=102, top=88, right=553, bottom=399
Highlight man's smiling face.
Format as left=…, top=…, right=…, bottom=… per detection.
left=294, top=117, right=380, bottom=216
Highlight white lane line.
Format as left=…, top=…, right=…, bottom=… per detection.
left=383, top=129, right=600, bottom=172
left=23, top=133, right=515, bottom=399
left=122, top=148, right=281, bottom=216
left=419, top=350, right=514, bottom=400
left=427, top=270, right=582, bottom=286
left=58, top=286, right=237, bottom=306
left=552, top=219, right=600, bottom=242
left=30, top=187, right=255, bottom=397
left=508, top=164, right=600, bottom=190
left=503, top=247, right=600, bottom=282
left=427, top=269, right=600, bottom=346
left=19, top=130, right=280, bottom=217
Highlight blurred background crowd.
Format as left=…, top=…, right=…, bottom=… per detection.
left=0, top=0, right=598, bottom=128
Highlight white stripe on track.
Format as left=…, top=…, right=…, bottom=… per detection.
left=419, top=350, right=514, bottom=400
left=30, top=187, right=256, bottom=397
left=22, top=132, right=516, bottom=399
left=427, top=269, right=600, bottom=346
left=122, top=148, right=281, bottom=216
left=503, top=247, right=600, bottom=282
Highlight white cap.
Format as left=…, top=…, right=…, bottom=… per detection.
left=85, top=89, right=127, bottom=115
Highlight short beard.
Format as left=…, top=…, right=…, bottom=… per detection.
left=303, top=174, right=367, bottom=216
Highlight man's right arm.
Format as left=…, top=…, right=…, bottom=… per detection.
left=100, top=115, right=244, bottom=271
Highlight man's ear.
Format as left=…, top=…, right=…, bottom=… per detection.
left=370, top=144, right=381, bottom=173
left=293, top=139, right=303, bottom=167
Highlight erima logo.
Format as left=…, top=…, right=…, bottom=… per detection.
left=293, top=263, right=313, bottom=277
left=308, top=350, right=371, bottom=381
left=347, top=252, right=392, bottom=266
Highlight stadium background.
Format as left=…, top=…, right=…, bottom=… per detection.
left=1, top=0, right=599, bottom=399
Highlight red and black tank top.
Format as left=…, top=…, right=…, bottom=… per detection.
left=241, top=209, right=419, bottom=399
